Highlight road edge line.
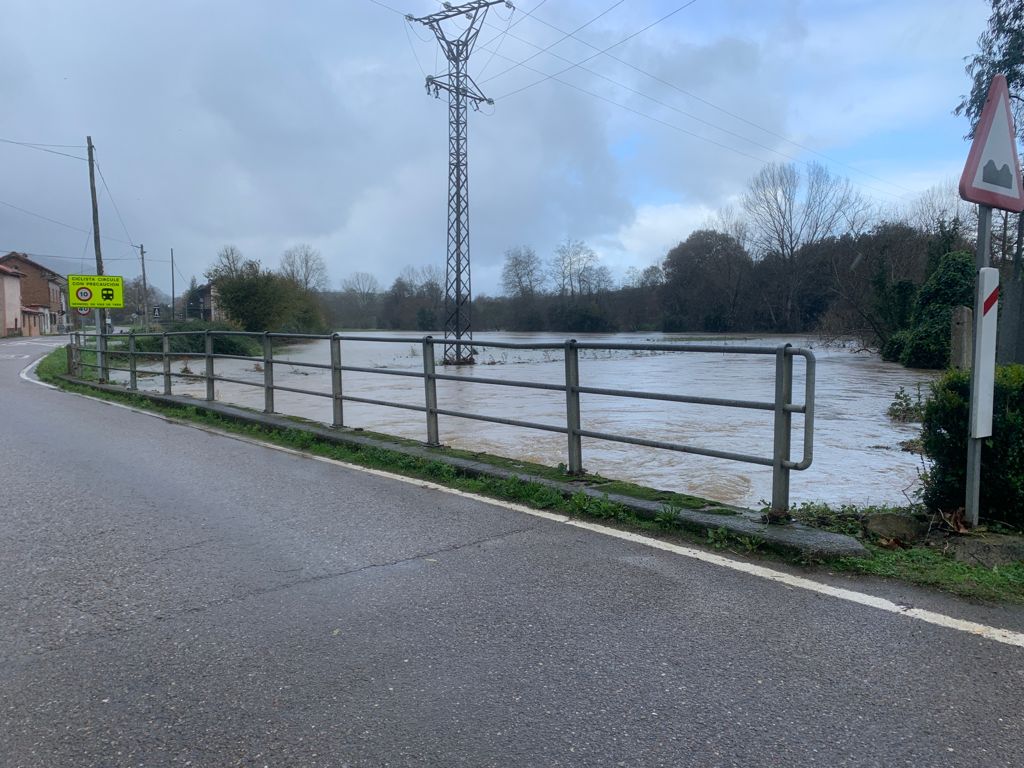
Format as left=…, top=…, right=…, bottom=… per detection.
left=21, top=362, right=1024, bottom=649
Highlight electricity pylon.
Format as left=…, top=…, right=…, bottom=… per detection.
left=410, top=0, right=512, bottom=364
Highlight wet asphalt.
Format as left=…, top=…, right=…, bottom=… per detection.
left=1, top=337, right=1022, bottom=767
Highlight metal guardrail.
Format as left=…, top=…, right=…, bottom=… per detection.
left=69, top=330, right=815, bottom=512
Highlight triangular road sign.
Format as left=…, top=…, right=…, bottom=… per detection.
left=959, top=74, right=1024, bottom=212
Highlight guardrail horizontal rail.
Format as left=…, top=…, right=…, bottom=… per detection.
left=69, top=331, right=815, bottom=512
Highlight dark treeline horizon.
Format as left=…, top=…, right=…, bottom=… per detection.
left=320, top=161, right=1022, bottom=360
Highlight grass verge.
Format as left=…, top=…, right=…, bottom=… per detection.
left=34, top=346, right=1024, bottom=604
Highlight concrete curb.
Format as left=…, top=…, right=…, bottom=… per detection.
left=61, top=375, right=870, bottom=560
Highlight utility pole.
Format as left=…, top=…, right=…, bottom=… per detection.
left=86, top=136, right=106, bottom=342
left=139, top=243, right=150, bottom=330
left=410, top=0, right=511, bottom=365
left=170, top=248, right=175, bottom=323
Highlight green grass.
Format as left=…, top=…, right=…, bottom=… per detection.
left=33, top=346, right=1024, bottom=604
left=831, top=546, right=1024, bottom=603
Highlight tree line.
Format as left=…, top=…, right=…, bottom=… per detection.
left=162, top=157, right=1016, bottom=374
left=320, top=160, right=1020, bottom=372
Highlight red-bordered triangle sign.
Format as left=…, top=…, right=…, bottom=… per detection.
left=959, top=74, right=1024, bottom=212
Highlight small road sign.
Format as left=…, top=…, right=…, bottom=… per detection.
left=75, top=307, right=91, bottom=317
left=152, top=306, right=161, bottom=319
left=959, top=74, right=1024, bottom=213
left=68, top=275, right=124, bottom=309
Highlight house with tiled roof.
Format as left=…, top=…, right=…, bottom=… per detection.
left=0, top=252, right=69, bottom=333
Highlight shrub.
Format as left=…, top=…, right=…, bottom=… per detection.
left=887, top=386, right=925, bottom=422
left=921, top=365, right=1024, bottom=526
left=132, top=321, right=261, bottom=357
left=891, top=250, right=973, bottom=369
left=881, top=330, right=910, bottom=362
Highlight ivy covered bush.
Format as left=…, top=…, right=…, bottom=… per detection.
left=884, top=250, right=973, bottom=369
left=921, top=365, right=1024, bottom=525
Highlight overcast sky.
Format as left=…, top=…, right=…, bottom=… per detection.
left=0, top=0, right=992, bottom=297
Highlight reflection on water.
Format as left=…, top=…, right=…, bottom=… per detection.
left=125, top=331, right=935, bottom=510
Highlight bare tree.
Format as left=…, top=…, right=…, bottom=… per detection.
left=742, top=162, right=869, bottom=261
left=280, top=243, right=328, bottom=292
left=419, top=264, right=444, bottom=291
left=341, top=272, right=380, bottom=304
left=580, top=263, right=614, bottom=294
left=706, top=204, right=751, bottom=251
left=549, top=238, right=597, bottom=297
left=624, top=264, right=665, bottom=289
left=901, top=180, right=971, bottom=233
left=500, top=246, right=546, bottom=297
left=206, top=245, right=247, bottom=281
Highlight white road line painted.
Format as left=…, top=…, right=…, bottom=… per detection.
left=19, top=366, right=1024, bottom=649
left=19, top=356, right=58, bottom=389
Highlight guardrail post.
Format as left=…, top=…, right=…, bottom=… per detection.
left=330, top=333, right=344, bottom=428
left=128, top=331, right=137, bottom=391
left=205, top=331, right=215, bottom=401
left=423, top=336, right=439, bottom=445
left=770, top=344, right=794, bottom=519
left=263, top=332, right=274, bottom=414
left=98, top=330, right=109, bottom=382
left=564, top=339, right=583, bottom=475
left=162, top=333, right=172, bottom=395
left=71, top=333, right=81, bottom=376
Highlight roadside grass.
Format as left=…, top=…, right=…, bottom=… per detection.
left=34, top=346, right=1024, bottom=604
left=831, top=546, right=1024, bottom=604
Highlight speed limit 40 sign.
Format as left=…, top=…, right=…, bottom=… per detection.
left=68, top=274, right=125, bottom=308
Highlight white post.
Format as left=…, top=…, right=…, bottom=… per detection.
left=966, top=205, right=995, bottom=527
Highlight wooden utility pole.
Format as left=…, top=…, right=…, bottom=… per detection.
left=86, top=136, right=105, bottom=333
left=139, top=243, right=150, bottom=329
left=170, top=248, right=176, bottom=322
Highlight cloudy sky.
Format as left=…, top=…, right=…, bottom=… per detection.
left=0, top=0, right=993, bottom=297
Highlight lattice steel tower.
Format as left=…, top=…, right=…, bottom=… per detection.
left=410, top=0, right=511, bottom=364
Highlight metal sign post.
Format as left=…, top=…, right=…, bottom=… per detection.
left=958, top=74, right=1024, bottom=527
left=966, top=250, right=998, bottom=527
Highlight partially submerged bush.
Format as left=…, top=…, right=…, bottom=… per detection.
left=132, top=321, right=261, bottom=357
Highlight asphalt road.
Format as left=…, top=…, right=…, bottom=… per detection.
left=2, top=336, right=1023, bottom=767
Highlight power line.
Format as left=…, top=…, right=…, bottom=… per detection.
left=0, top=198, right=136, bottom=247
left=94, top=160, right=136, bottom=247
left=480, top=0, right=628, bottom=85
left=0, top=248, right=143, bottom=262
left=481, top=25, right=813, bottom=169
left=403, top=18, right=429, bottom=76
left=479, top=44, right=904, bottom=200
left=504, top=3, right=915, bottom=194
left=0, top=137, right=87, bottom=161
left=369, top=0, right=909, bottom=200
left=476, top=3, right=516, bottom=78
left=478, top=0, right=543, bottom=49
left=494, top=0, right=700, bottom=99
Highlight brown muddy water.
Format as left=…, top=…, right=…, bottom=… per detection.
left=124, top=331, right=935, bottom=510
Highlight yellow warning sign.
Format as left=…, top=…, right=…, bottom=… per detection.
left=68, top=274, right=125, bottom=308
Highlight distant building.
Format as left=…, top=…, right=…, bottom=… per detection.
left=192, top=283, right=223, bottom=322
left=0, top=252, right=69, bottom=333
left=0, top=263, right=23, bottom=336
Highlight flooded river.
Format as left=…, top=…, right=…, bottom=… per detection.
left=129, top=331, right=935, bottom=510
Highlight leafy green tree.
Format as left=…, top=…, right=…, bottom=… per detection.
left=956, top=1, right=1023, bottom=272
left=955, top=0, right=1024, bottom=139
left=662, top=230, right=753, bottom=331
left=206, top=247, right=325, bottom=333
